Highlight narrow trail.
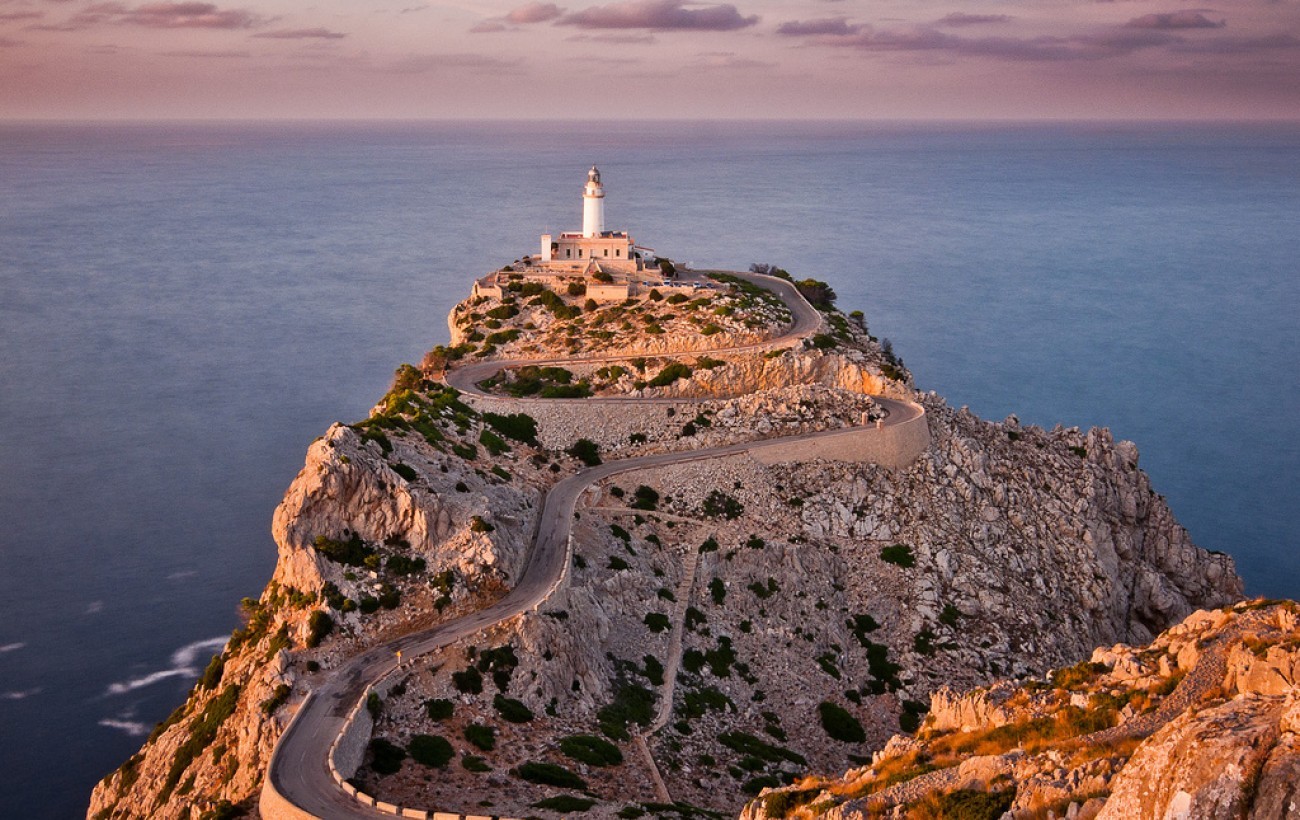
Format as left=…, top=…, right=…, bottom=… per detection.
left=260, top=272, right=927, bottom=820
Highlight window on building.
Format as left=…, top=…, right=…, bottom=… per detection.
left=615, top=249, right=621, bottom=257
left=578, top=249, right=583, bottom=258
left=603, top=248, right=608, bottom=257
left=565, top=249, right=571, bottom=258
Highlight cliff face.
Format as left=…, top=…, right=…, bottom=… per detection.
left=741, top=601, right=1300, bottom=820
left=89, top=273, right=1242, bottom=820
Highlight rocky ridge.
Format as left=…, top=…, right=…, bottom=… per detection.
left=88, top=270, right=1242, bottom=820
left=740, top=600, right=1300, bottom=820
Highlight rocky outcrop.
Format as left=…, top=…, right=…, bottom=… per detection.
left=744, top=601, right=1298, bottom=820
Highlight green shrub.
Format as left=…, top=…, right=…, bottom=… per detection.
left=709, top=578, right=726, bottom=605
left=462, top=754, right=491, bottom=772
left=648, top=362, right=692, bottom=388
left=305, top=610, right=333, bottom=648
left=644, top=612, right=670, bottom=633
left=817, top=702, right=865, bottom=743
left=464, top=723, right=496, bottom=751
left=514, top=761, right=587, bottom=790
left=452, top=442, right=478, bottom=460
left=718, top=732, right=806, bottom=765
left=198, top=654, right=224, bottom=690
left=682, top=687, right=733, bottom=719
left=312, top=533, right=373, bottom=566
left=386, top=554, right=426, bottom=576
left=408, top=734, right=453, bottom=768
left=493, top=694, right=534, bottom=723
left=452, top=666, right=483, bottom=694
left=470, top=516, right=494, bottom=533
left=483, top=412, right=539, bottom=445
left=534, top=795, right=597, bottom=812
left=631, top=485, right=659, bottom=510
left=939, top=603, right=961, bottom=627
left=559, top=734, right=624, bottom=766
left=260, top=684, right=291, bottom=714
left=597, top=681, right=656, bottom=739
left=425, top=698, right=454, bottom=721
left=899, top=700, right=928, bottom=733
left=479, top=429, right=510, bottom=456
left=368, top=738, right=406, bottom=775
left=918, top=789, right=1015, bottom=820
left=914, top=627, right=937, bottom=656
left=743, top=775, right=781, bottom=795
left=699, top=537, right=719, bottom=554
left=608, top=556, right=630, bottom=571
left=1052, top=661, right=1111, bottom=690
left=568, top=438, right=601, bottom=466
left=703, top=490, right=744, bottom=519
left=159, top=684, right=242, bottom=799
left=643, top=655, right=665, bottom=686
left=390, top=462, right=418, bottom=482
left=880, top=544, right=915, bottom=568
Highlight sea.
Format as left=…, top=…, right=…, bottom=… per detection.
left=1, top=120, right=1297, bottom=818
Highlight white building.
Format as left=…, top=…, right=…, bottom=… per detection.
left=537, top=167, right=653, bottom=271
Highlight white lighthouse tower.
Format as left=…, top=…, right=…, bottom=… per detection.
left=582, top=165, right=605, bottom=238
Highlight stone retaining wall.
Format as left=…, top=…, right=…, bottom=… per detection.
left=748, top=407, right=931, bottom=470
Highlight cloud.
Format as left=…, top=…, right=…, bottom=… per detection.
left=161, top=48, right=249, bottom=56
left=806, top=25, right=1178, bottom=61
left=564, top=31, right=655, bottom=42
left=252, top=27, right=347, bottom=39
left=507, top=2, right=562, bottom=24
left=0, top=10, right=43, bottom=20
left=937, top=12, right=1012, bottom=27
left=68, top=2, right=262, bottom=30
left=691, top=49, right=771, bottom=68
left=557, top=0, right=758, bottom=31
left=469, top=19, right=507, bottom=32
left=776, top=17, right=858, bottom=37
left=1168, top=32, right=1300, bottom=53
left=1126, top=11, right=1224, bottom=29
left=381, top=52, right=523, bottom=73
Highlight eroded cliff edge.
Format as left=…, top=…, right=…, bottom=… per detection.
left=88, top=271, right=1242, bottom=820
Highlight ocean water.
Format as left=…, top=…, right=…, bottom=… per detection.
left=0, top=121, right=1297, bottom=818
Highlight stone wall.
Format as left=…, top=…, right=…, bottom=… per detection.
left=748, top=407, right=931, bottom=470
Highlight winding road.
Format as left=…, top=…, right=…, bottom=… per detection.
left=260, top=272, right=925, bottom=819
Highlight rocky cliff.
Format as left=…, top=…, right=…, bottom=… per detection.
left=88, top=270, right=1242, bottom=820
left=740, top=600, right=1300, bottom=820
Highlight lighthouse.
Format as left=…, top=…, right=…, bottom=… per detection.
left=582, top=165, right=605, bottom=238
left=536, top=166, right=652, bottom=274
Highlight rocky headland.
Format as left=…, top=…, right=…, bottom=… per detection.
left=89, top=268, right=1247, bottom=820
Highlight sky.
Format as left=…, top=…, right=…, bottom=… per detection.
left=1, top=0, right=1298, bottom=119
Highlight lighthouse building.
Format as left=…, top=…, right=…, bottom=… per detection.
left=536, top=167, right=651, bottom=272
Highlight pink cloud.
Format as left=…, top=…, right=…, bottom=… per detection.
left=69, top=2, right=262, bottom=29
left=252, top=27, right=347, bottom=39
left=469, top=20, right=507, bottom=32
left=506, top=2, right=562, bottom=24
left=1126, top=11, right=1224, bottom=30
left=557, top=0, right=757, bottom=31
left=0, top=11, right=44, bottom=21
left=776, top=17, right=857, bottom=36
left=937, top=12, right=1012, bottom=27
left=807, top=26, right=1179, bottom=61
